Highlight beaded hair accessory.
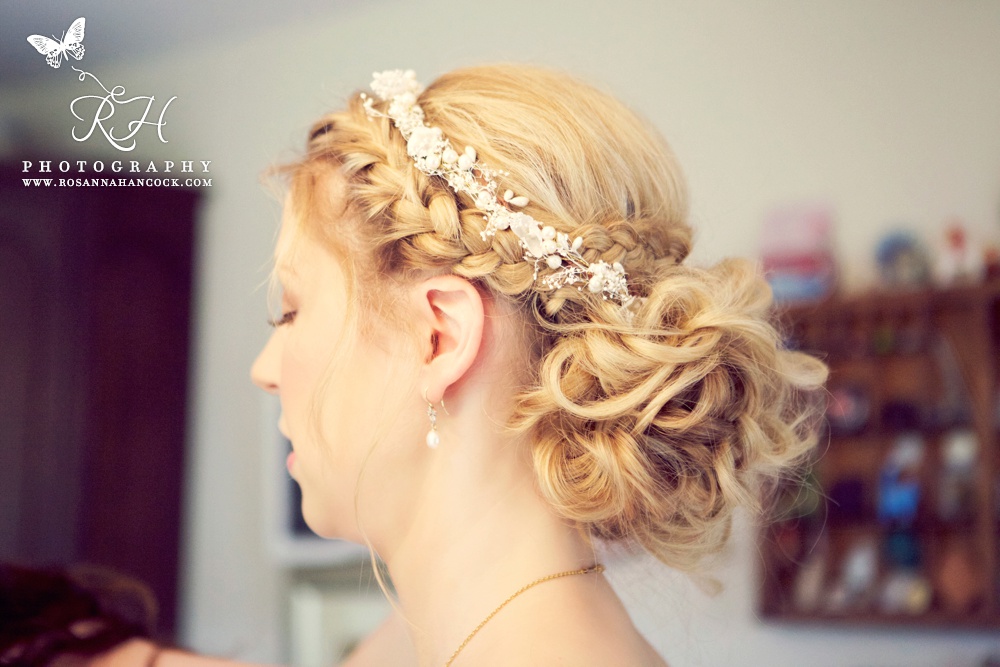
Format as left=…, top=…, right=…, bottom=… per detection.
left=360, top=70, right=633, bottom=307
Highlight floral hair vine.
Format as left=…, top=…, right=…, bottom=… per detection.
left=360, top=70, right=634, bottom=308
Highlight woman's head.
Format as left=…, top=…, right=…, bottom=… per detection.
left=254, top=64, right=827, bottom=569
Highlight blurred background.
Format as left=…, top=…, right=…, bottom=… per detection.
left=1, top=1, right=999, bottom=665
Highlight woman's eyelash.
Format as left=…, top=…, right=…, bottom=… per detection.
left=267, top=310, right=298, bottom=327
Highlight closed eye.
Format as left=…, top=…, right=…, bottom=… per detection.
left=268, top=310, right=298, bottom=327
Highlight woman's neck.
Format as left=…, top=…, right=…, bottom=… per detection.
left=376, top=420, right=597, bottom=666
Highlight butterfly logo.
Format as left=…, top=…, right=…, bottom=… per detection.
left=27, top=17, right=86, bottom=69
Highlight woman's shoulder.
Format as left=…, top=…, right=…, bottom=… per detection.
left=338, top=611, right=417, bottom=667
left=338, top=584, right=668, bottom=667
left=510, top=615, right=667, bottom=667
left=459, top=579, right=668, bottom=667
left=506, top=635, right=667, bottom=667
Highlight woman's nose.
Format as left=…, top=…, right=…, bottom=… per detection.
left=251, top=332, right=281, bottom=395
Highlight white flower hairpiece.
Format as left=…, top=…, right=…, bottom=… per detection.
left=360, top=69, right=633, bottom=307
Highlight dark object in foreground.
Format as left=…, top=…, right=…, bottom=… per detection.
left=0, top=563, right=156, bottom=666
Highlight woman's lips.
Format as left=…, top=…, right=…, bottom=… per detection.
left=286, top=451, right=296, bottom=471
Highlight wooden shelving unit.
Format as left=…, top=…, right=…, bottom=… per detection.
left=759, top=282, right=1000, bottom=629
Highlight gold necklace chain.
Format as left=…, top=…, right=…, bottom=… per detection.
left=443, top=564, right=605, bottom=667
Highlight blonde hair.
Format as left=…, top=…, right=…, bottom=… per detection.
left=283, top=64, right=827, bottom=571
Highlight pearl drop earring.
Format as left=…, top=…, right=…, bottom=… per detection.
left=426, top=403, right=439, bottom=448
left=424, top=389, right=445, bottom=448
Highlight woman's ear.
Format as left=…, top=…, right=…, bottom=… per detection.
left=410, top=275, right=485, bottom=402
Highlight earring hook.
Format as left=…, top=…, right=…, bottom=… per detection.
left=423, top=387, right=449, bottom=414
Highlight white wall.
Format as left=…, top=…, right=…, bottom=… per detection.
left=3, top=1, right=999, bottom=664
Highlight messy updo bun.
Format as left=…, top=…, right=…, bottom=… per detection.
left=286, top=64, right=827, bottom=570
